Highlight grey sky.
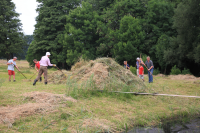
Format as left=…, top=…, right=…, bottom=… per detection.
left=12, top=0, right=39, bottom=35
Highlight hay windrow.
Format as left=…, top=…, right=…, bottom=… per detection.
left=49, top=58, right=147, bottom=91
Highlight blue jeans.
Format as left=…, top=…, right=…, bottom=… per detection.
left=148, top=68, right=154, bottom=83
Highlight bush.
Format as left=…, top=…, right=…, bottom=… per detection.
left=182, top=68, right=191, bottom=75
left=130, top=66, right=137, bottom=75
left=170, top=65, right=181, bottom=75
left=153, top=68, right=160, bottom=75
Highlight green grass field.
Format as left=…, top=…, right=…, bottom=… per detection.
left=0, top=60, right=200, bottom=132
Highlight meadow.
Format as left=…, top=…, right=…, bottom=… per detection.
left=0, top=59, right=200, bottom=133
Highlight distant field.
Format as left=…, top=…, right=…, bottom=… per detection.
left=0, top=60, right=200, bottom=132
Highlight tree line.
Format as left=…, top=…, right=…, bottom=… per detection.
left=1, top=0, right=200, bottom=75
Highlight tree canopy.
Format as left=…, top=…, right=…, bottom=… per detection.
left=26, top=0, right=200, bottom=75
left=0, top=0, right=26, bottom=60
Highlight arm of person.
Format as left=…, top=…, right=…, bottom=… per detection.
left=47, top=58, right=54, bottom=66
left=149, top=61, right=154, bottom=70
left=15, top=65, right=20, bottom=71
left=35, top=65, right=38, bottom=72
left=7, top=61, right=12, bottom=65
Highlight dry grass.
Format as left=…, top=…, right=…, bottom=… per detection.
left=0, top=60, right=200, bottom=132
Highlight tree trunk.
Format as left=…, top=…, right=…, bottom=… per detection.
left=62, top=62, right=64, bottom=68
left=7, top=53, right=11, bottom=61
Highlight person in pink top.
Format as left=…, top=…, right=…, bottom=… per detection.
left=33, top=52, right=56, bottom=85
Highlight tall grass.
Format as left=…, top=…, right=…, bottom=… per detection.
left=66, top=74, right=146, bottom=101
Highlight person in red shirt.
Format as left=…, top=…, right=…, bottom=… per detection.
left=33, top=59, right=44, bottom=82
left=139, top=63, right=144, bottom=82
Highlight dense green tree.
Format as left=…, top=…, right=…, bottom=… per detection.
left=0, top=0, right=26, bottom=60
left=155, top=34, right=170, bottom=73
left=61, top=2, right=101, bottom=65
left=26, top=40, right=40, bottom=66
left=164, top=0, right=200, bottom=75
left=26, top=0, right=80, bottom=68
left=113, top=16, right=145, bottom=65
left=143, top=0, right=175, bottom=65
left=96, top=0, right=146, bottom=57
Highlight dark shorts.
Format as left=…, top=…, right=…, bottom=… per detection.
left=8, top=70, right=15, bottom=75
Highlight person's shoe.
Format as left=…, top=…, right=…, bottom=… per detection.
left=9, top=80, right=11, bottom=82
left=40, top=77, right=42, bottom=82
left=13, top=80, right=16, bottom=82
left=45, top=82, right=47, bottom=85
left=33, top=79, right=38, bottom=86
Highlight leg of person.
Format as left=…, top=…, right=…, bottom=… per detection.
left=142, top=75, right=144, bottom=82
left=149, top=68, right=154, bottom=83
left=137, top=69, right=139, bottom=77
left=33, top=67, right=43, bottom=85
left=43, top=67, right=48, bottom=84
left=148, top=71, right=151, bottom=83
left=13, top=71, right=15, bottom=82
left=40, top=77, right=42, bottom=82
left=8, top=70, right=11, bottom=81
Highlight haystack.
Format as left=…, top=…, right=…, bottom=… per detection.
left=49, top=58, right=146, bottom=91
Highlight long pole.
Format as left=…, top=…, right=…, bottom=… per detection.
left=14, top=65, right=27, bottom=79
left=30, top=71, right=38, bottom=79
left=55, top=66, right=67, bottom=77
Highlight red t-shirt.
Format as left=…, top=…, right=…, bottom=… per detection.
left=35, top=61, right=40, bottom=69
left=139, top=66, right=144, bottom=75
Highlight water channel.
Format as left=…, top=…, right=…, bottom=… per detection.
left=126, top=117, right=200, bottom=133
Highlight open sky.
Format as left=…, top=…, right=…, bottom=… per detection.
left=12, top=0, right=39, bottom=35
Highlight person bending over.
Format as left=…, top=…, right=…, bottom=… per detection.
left=33, top=59, right=44, bottom=82
left=7, top=57, right=20, bottom=82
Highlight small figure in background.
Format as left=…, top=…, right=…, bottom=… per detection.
left=124, top=61, right=130, bottom=69
left=136, top=57, right=140, bottom=77
left=144, top=56, right=154, bottom=83
left=7, top=57, right=20, bottom=82
left=139, top=63, right=144, bottom=82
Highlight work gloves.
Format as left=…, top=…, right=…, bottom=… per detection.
left=53, top=64, right=56, bottom=67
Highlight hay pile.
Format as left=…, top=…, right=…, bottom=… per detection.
left=49, top=58, right=146, bottom=90
left=0, top=92, right=76, bottom=127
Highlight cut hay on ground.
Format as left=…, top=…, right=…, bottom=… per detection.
left=169, top=74, right=200, bottom=81
left=49, top=58, right=146, bottom=91
left=81, top=118, right=114, bottom=132
left=48, top=70, right=72, bottom=84
left=0, top=92, right=76, bottom=127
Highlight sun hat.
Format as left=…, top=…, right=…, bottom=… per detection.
left=136, top=57, right=140, bottom=60
left=46, top=52, right=51, bottom=56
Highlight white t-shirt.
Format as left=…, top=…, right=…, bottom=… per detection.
left=7, top=59, right=16, bottom=71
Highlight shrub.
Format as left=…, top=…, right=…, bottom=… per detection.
left=170, top=65, right=181, bottom=75
left=182, top=68, right=191, bottom=75
left=153, top=68, right=160, bottom=75
left=130, top=66, right=137, bottom=75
